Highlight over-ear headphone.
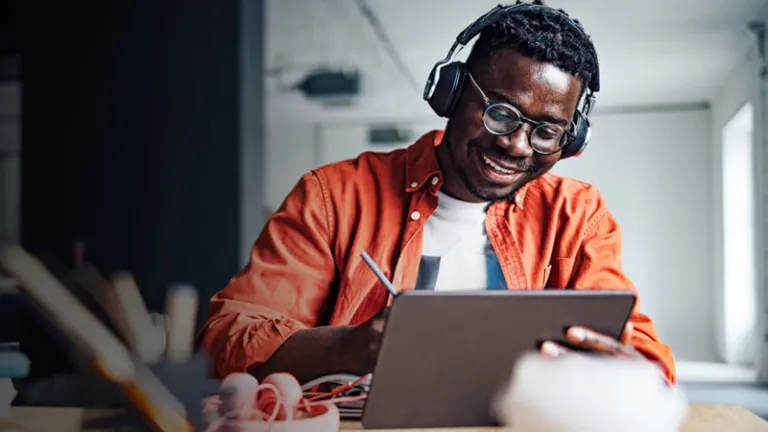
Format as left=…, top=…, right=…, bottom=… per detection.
left=423, top=2, right=600, bottom=159
left=202, top=372, right=340, bottom=431
left=203, top=372, right=370, bottom=431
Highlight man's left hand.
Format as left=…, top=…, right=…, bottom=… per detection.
left=540, top=323, right=643, bottom=359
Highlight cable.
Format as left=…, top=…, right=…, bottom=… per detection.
left=352, top=0, right=421, bottom=94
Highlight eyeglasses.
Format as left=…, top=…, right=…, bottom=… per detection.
left=467, top=72, right=575, bottom=155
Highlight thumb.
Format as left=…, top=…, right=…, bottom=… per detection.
left=368, top=307, right=390, bottom=333
left=621, top=322, right=634, bottom=344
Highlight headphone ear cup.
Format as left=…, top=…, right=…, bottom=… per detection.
left=425, top=61, right=467, bottom=118
left=561, top=111, right=591, bottom=159
left=258, top=373, right=303, bottom=421
left=219, top=373, right=260, bottom=420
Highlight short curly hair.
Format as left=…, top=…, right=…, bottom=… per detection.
left=466, top=0, right=598, bottom=95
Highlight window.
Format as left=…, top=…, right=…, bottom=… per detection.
left=721, top=101, right=757, bottom=366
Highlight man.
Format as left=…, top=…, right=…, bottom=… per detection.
left=198, top=1, right=676, bottom=385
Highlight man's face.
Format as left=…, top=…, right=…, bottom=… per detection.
left=437, top=50, right=584, bottom=203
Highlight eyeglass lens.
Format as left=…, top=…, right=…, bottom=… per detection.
left=483, top=104, right=567, bottom=154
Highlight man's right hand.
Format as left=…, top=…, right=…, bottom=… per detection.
left=247, top=307, right=390, bottom=383
left=341, top=307, right=390, bottom=374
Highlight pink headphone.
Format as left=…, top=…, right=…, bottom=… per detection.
left=202, top=372, right=357, bottom=432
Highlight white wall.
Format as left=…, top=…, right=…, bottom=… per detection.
left=265, top=119, right=444, bottom=212
left=553, top=109, right=716, bottom=362
left=265, top=125, right=315, bottom=213
left=265, top=109, right=718, bottom=362
left=710, top=33, right=768, bottom=380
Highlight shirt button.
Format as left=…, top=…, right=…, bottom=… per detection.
left=431, top=176, right=439, bottom=185
left=411, top=211, right=421, bottom=221
left=410, top=182, right=418, bottom=188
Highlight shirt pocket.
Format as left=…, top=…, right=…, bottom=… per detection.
left=542, top=258, right=576, bottom=288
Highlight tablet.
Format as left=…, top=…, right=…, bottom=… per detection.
left=361, top=289, right=636, bottom=429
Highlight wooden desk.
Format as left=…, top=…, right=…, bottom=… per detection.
left=2, top=404, right=767, bottom=431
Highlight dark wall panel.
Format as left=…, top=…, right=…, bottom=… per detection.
left=19, top=0, right=251, bottom=334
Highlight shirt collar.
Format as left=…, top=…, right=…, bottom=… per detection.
left=404, top=129, right=530, bottom=210
left=405, top=130, right=443, bottom=193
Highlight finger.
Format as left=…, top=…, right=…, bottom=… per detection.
left=540, top=341, right=570, bottom=358
left=365, top=324, right=386, bottom=351
left=567, top=327, right=639, bottom=357
left=370, top=315, right=387, bottom=333
left=621, top=322, right=634, bottom=345
left=365, top=307, right=390, bottom=331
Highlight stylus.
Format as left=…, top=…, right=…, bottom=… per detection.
left=360, top=252, right=399, bottom=297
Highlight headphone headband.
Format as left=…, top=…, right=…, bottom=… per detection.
left=422, top=2, right=599, bottom=160
left=448, top=3, right=600, bottom=94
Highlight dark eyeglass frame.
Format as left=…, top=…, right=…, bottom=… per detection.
left=467, top=72, right=576, bottom=155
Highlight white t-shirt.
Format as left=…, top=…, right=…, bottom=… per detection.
left=415, top=191, right=504, bottom=291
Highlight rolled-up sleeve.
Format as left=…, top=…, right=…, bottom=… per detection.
left=196, top=171, right=337, bottom=378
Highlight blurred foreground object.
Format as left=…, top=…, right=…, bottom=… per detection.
left=0, top=243, right=210, bottom=431
left=0, top=344, right=28, bottom=420
left=164, top=284, right=198, bottom=364
left=0, top=379, right=15, bottom=420
left=108, top=271, right=166, bottom=364
left=494, top=353, right=688, bottom=432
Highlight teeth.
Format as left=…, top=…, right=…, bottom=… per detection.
left=483, top=155, right=514, bottom=174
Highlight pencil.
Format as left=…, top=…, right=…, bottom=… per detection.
left=360, top=252, right=399, bottom=297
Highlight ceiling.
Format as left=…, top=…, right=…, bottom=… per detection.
left=266, top=0, right=768, bottom=124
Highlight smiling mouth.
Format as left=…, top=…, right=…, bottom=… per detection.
left=482, top=154, right=520, bottom=175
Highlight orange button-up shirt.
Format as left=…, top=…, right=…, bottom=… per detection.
left=198, top=129, right=676, bottom=384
